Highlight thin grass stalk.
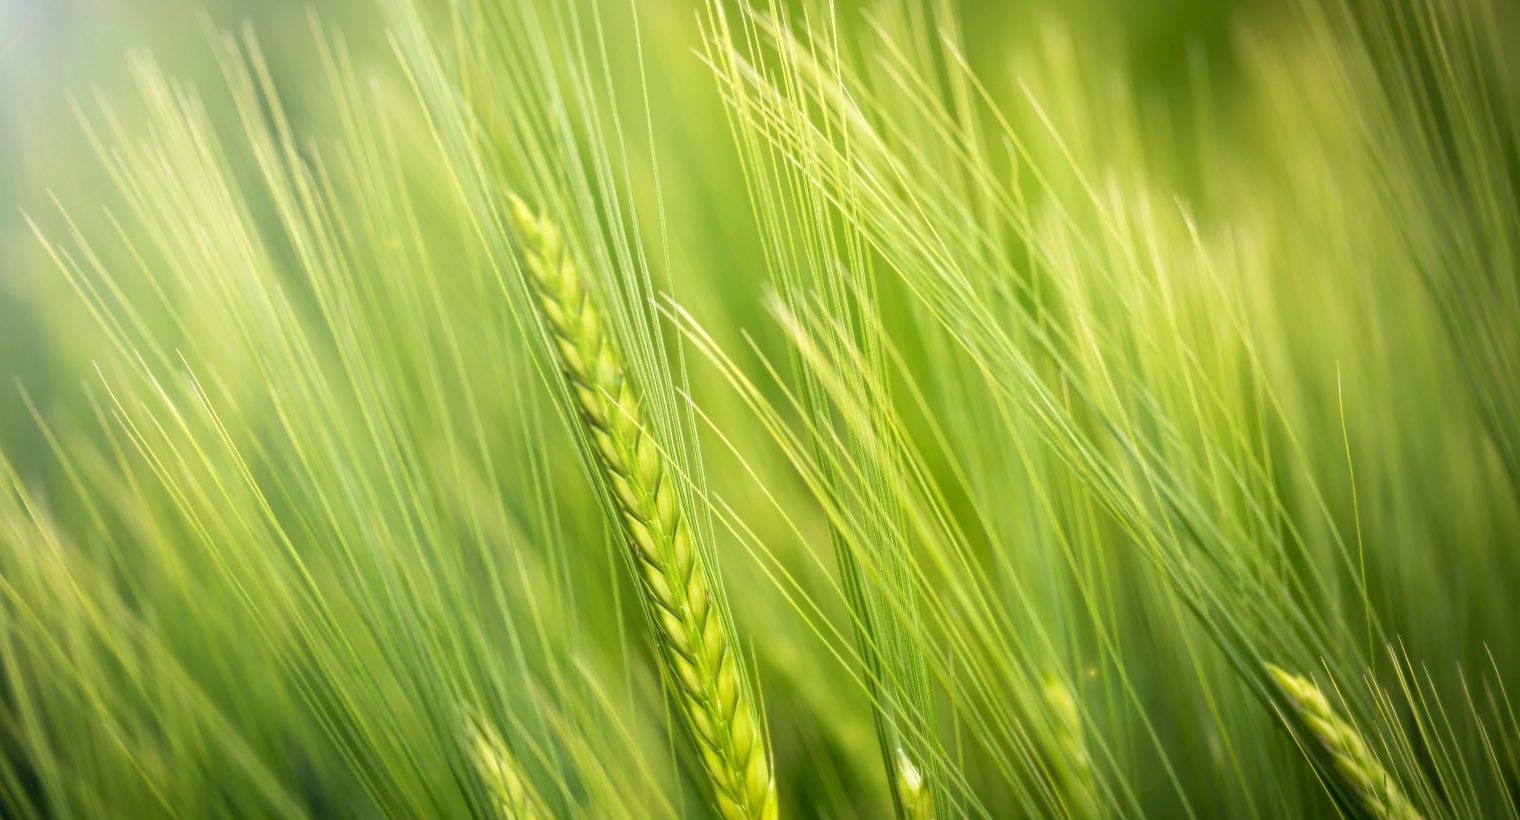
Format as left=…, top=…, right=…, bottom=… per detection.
left=507, top=195, right=777, bottom=820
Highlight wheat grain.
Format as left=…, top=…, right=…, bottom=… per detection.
left=507, top=195, right=777, bottom=820
left=466, top=712, right=550, bottom=820
left=1043, top=677, right=1099, bottom=819
left=1267, top=664, right=1422, bottom=820
left=894, top=747, right=934, bottom=819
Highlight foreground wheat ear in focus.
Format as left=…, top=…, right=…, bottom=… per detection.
left=506, top=195, right=777, bottom=820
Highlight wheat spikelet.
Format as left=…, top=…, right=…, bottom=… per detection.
left=1042, top=677, right=1099, bottom=819
left=466, top=713, right=550, bottom=820
left=894, top=747, right=934, bottom=819
left=1267, top=665, right=1422, bottom=820
left=507, top=195, right=777, bottom=820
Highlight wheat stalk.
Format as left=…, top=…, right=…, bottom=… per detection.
left=465, top=712, right=550, bottom=820
left=507, top=195, right=777, bottom=820
left=1267, top=664, right=1422, bottom=820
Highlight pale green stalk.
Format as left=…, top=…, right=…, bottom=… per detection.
left=507, top=195, right=776, bottom=820
left=1267, top=665, right=1422, bottom=820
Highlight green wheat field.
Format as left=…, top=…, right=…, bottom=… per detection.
left=1, top=0, right=1518, bottom=816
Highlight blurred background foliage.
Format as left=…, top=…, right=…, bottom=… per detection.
left=0, top=0, right=1357, bottom=586
left=0, top=0, right=1271, bottom=263
left=0, top=0, right=1279, bottom=480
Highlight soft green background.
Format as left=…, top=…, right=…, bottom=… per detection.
left=1, top=0, right=1272, bottom=451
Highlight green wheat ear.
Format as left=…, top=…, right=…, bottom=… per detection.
left=506, top=194, right=777, bottom=820
left=1043, top=677, right=1099, bottom=819
left=465, top=713, right=550, bottom=820
left=1266, top=665, right=1422, bottom=820
left=894, top=748, right=934, bottom=819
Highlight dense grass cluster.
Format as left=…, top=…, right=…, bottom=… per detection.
left=1, top=0, right=1518, bottom=816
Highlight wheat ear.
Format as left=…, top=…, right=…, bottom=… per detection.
left=465, top=713, right=550, bottom=820
left=1267, top=664, right=1422, bottom=820
left=507, top=195, right=777, bottom=820
left=894, top=747, right=935, bottom=819
left=1043, top=677, right=1099, bottom=819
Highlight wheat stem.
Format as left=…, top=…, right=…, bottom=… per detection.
left=507, top=195, right=777, bottom=820
left=1267, top=665, right=1422, bottom=820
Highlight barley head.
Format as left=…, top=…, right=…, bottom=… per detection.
left=894, top=747, right=934, bottom=820
left=1267, top=664, right=1422, bottom=820
left=465, top=713, right=550, bottom=820
left=506, top=195, right=777, bottom=820
left=1039, top=677, right=1100, bottom=819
